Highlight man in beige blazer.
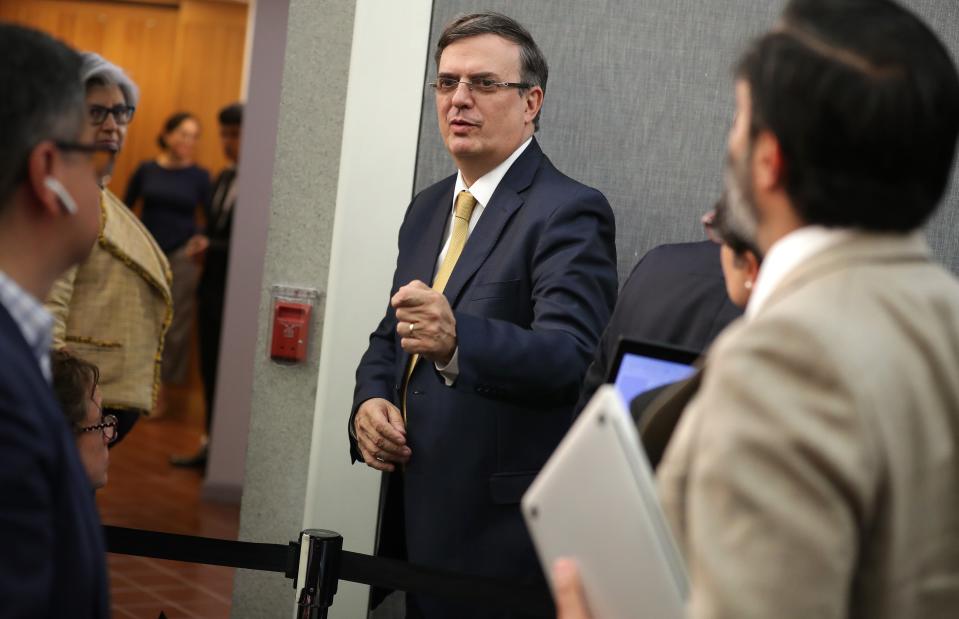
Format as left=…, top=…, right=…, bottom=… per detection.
left=553, top=1, right=959, bottom=617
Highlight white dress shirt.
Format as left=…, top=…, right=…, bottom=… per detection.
left=746, top=225, right=857, bottom=320
left=434, top=137, right=533, bottom=384
left=0, top=270, right=54, bottom=383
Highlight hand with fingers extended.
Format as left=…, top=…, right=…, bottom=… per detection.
left=392, top=280, right=457, bottom=365
left=553, top=559, right=593, bottom=619
left=353, top=397, right=411, bottom=472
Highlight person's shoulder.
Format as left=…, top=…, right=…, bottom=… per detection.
left=639, top=241, right=721, bottom=271
left=533, top=153, right=602, bottom=196
left=131, top=160, right=156, bottom=174
left=188, top=164, right=211, bottom=179
left=0, top=322, right=51, bottom=418
left=411, top=172, right=457, bottom=205
left=624, top=241, right=722, bottom=285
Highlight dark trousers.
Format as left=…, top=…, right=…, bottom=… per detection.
left=197, top=292, right=224, bottom=434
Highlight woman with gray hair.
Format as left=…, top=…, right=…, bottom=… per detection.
left=46, top=52, right=173, bottom=444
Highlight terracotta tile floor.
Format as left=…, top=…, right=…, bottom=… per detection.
left=97, top=380, right=240, bottom=619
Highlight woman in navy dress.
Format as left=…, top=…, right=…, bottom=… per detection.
left=125, top=113, right=211, bottom=407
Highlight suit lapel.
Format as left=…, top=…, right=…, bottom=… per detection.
left=100, top=189, right=173, bottom=301
left=442, top=139, right=543, bottom=306
left=392, top=180, right=455, bottom=384
left=210, top=169, right=237, bottom=232
left=408, top=179, right=456, bottom=287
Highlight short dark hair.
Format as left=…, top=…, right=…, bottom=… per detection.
left=157, top=111, right=198, bottom=150
left=435, top=12, right=548, bottom=130
left=218, top=102, right=244, bottom=127
left=0, top=24, right=85, bottom=212
left=52, top=349, right=100, bottom=429
left=736, top=0, right=959, bottom=232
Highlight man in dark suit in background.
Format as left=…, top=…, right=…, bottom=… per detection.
left=349, top=12, right=617, bottom=618
left=172, top=102, right=243, bottom=469
left=574, top=240, right=742, bottom=417
left=0, top=23, right=111, bottom=618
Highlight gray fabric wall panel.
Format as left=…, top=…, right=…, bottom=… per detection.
left=415, top=1, right=959, bottom=282
left=912, top=0, right=959, bottom=274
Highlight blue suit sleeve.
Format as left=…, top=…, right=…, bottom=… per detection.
left=454, top=188, right=617, bottom=405
left=0, top=395, right=55, bottom=617
left=349, top=221, right=409, bottom=462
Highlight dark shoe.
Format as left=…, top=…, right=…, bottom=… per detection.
left=170, top=445, right=208, bottom=469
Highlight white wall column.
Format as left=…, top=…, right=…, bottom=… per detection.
left=301, top=0, right=433, bottom=616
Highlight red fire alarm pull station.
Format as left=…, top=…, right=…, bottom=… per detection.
left=269, top=285, right=320, bottom=364
left=271, top=302, right=311, bottom=362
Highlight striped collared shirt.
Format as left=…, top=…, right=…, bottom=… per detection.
left=0, top=270, right=54, bottom=383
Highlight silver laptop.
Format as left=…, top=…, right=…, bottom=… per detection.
left=522, top=385, right=688, bottom=619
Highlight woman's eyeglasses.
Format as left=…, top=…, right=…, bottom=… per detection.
left=88, top=104, right=135, bottom=126
left=77, top=413, right=119, bottom=444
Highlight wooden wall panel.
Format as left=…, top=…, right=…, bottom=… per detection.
left=0, top=0, right=247, bottom=197
left=171, top=0, right=248, bottom=177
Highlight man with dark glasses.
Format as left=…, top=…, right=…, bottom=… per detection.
left=0, top=23, right=111, bottom=619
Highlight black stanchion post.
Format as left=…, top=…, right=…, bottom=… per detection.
left=294, top=529, right=343, bottom=619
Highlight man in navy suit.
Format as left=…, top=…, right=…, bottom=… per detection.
left=349, top=12, right=618, bottom=618
left=0, top=24, right=111, bottom=617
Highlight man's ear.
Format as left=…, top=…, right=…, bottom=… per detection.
left=743, top=249, right=761, bottom=282
left=523, top=85, right=544, bottom=125
left=25, top=141, right=62, bottom=217
left=752, top=130, right=786, bottom=192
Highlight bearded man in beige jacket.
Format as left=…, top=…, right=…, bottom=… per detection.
left=554, top=1, right=959, bottom=618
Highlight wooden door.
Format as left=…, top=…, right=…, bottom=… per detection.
left=0, top=0, right=248, bottom=198
left=171, top=1, right=249, bottom=177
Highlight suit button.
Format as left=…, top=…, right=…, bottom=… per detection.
left=412, top=389, right=423, bottom=395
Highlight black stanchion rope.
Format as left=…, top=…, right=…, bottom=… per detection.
left=104, top=526, right=554, bottom=615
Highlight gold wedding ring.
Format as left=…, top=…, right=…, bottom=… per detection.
left=409, top=322, right=416, bottom=335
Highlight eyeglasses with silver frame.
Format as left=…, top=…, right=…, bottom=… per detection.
left=428, top=77, right=532, bottom=95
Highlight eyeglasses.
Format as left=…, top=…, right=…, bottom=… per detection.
left=702, top=209, right=723, bottom=245
left=88, top=104, right=135, bottom=126
left=428, top=77, right=532, bottom=95
left=55, top=141, right=118, bottom=180
left=77, top=413, right=118, bottom=444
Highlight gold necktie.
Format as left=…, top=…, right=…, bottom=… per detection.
left=403, top=190, right=477, bottom=418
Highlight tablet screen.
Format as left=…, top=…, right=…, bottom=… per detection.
left=613, top=353, right=696, bottom=404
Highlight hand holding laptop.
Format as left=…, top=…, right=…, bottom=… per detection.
left=553, top=558, right=592, bottom=619
left=522, top=386, right=688, bottom=619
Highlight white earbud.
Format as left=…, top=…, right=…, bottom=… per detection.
left=43, top=177, right=78, bottom=215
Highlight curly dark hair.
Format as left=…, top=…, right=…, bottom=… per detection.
left=51, top=349, right=100, bottom=429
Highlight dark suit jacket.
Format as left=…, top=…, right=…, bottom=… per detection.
left=574, top=240, right=741, bottom=416
left=350, top=139, right=617, bottom=617
left=0, top=304, right=109, bottom=618
left=198, top=167, right=236, bottom=310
